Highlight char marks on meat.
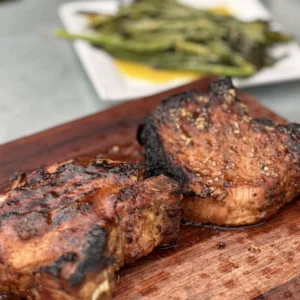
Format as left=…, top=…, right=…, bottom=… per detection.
left=0, top=158, right=182, bottom=299
left=138, top=77, right=300, bottom=226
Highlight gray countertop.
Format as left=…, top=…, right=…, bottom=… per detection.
left=0, top=0, right=300, bottom=145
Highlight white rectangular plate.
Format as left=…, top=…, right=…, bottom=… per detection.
left=59, top=0, right=300, bottom=101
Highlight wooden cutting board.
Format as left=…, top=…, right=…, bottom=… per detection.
left=0, top=77, right=299, bottom=300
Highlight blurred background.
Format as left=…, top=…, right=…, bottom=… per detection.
left=1, top=0, right=300, bottom=145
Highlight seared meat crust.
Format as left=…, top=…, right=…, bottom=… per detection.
left=138, top=77, right=300, bottom=226
left=0, top=158, right=182, bottom=299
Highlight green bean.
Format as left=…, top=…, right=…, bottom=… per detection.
left=123, top=18, right=218, bottom=34
left=175, top=40, right=218, bottom=58
left=103, top=47, right=256, bottom=77
left=266, top=30, right=292, bottom=44
left=56, top=29, right=175, bottom=53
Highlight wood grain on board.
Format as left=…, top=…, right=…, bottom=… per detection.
left=0, top=77, right=299, bottom=300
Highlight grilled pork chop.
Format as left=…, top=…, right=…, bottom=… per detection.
left=0, top=158, right=182, bottom=299
left=138, top=77, right=300, bottom=226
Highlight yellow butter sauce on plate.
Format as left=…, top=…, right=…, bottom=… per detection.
left=114, top=59, right=200, bottom=83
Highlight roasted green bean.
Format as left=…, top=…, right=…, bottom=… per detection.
left=58, top=0, right=292, bottom=78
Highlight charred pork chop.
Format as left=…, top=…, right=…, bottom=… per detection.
left=0, top=158, right=182, bottom=299
left=138, top=77, right=300, bottom=226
